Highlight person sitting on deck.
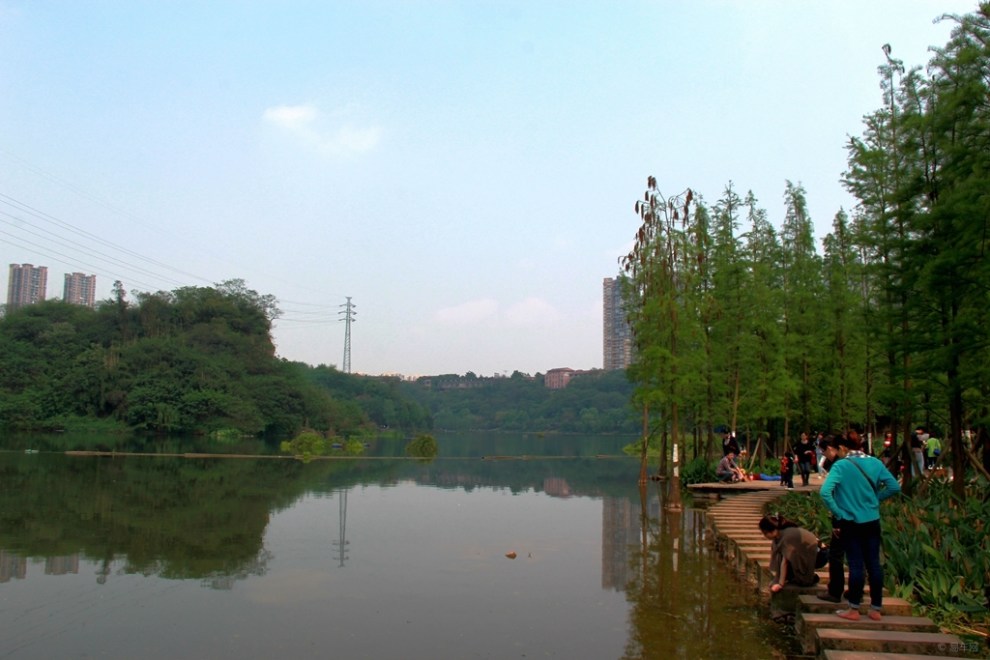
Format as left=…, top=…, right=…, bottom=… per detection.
left=758, top=514, right=821, bottom=593
left=716, top=451, right=744, bottom=482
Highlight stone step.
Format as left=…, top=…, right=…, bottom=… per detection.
left=732, top=540, right=770, bottom=549
left=713, top=526, right=763, bottom=535
left=712, top=526, right=765, bottom=533
left=816, top=628, right=970, bottom=656
left=796, top=613, right=937, bottom=655
left=711, top=510, right=763, bottom=514
left=824, top=651, right=976, bottom=660
left=769, top=578, right=889, bottom=612
left=712, top=533, right=763, bottom=542
left=798, top=595, right=913, bottom=617
left=712, top=525, right=762, bottom=532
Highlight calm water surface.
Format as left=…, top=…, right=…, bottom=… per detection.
left=0, top=433, right=794, bottom=659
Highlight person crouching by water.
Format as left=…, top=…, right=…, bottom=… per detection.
left=758, top=514, right=820, bottom=593
left=716, top=451, right=744, bottom=482
left=820, top=430, right=901, bottom=621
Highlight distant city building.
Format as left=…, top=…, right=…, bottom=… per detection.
left=543, top=367, right=596, bottom=389
left=0, top=550, right=27, bottom=583
left=602, top=276, right=633, bottom=370
left=45, top=555, right=80, bottom=576
left=544, top=367, right=575, bottom=389
left=63, top=272, right=97, bottom=307
left=6, top=263, right=48, bottom=311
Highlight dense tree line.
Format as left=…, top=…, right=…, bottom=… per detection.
left=622, top=6, right=990, bottom=494
left=0, top=279, right=429, bottom=439
left=401, top=370, right=639, bottom=433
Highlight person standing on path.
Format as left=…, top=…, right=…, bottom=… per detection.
left=820, top=431, right=901, bottom=621
left=817, top=435, right=846, bottom=603
left=795, top=432, right=815, bottom=487
left=925, top=434, right=942, bottom=469
left=815, top=431, right=827, bottom=478
left=779, top=451, right=795, bottom=489
left=911, top=427, right=928, bottom=477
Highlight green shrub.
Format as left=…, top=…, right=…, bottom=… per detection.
left=680, top=457, right=716, bottom=485
left=280, top=429, right=327, bottom=460
left=405, top=434, right=438, bottom=458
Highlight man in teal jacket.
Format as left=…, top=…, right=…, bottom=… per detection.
left=819, top=431, right=900, bottom=621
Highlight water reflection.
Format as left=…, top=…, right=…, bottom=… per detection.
left=0, top=445, right=793, bottom=659
left=621, top=481, right=794, bottom=659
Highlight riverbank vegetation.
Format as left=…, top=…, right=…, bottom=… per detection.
left=620, top=6, right=990, bottom=496
left=0, top=279, right=430, bottom=440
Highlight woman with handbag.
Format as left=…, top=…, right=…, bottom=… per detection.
left=820, top=431, right=901, bottom=621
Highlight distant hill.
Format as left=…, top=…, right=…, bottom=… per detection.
left=400, top=369, right=638, bottom=433
left=0, top=282, right=430, bottom=439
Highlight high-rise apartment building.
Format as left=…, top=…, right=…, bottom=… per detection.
left=603, top=276, right=633, bottom=371
left=6, top=263, right=48, bottom=310
left=63, top=272, right=97, bottom=307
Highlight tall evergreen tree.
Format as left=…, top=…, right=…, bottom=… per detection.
left=779, top=181, right=827, bottom=438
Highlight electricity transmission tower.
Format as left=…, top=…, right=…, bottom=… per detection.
left=331, top=488, right=350, bottom=567
left=339, top=297, right=356, bottom=373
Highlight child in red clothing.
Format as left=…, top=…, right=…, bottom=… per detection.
left=780, top=451, right=795, bottom=489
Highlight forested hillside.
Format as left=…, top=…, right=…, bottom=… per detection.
left=0, top=280, right=429, bottom=438
left=401, top=370, right=638, bottom=433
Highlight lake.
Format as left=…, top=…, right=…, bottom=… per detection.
left=0, top=432, right=795, bottom=658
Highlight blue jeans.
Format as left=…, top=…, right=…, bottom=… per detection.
left=842, top=519, right=884, bottom=609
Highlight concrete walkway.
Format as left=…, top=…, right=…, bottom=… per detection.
left=701, top=484, right=978, bottom=659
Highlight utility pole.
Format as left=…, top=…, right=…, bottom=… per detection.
left=339, top=297, right=356, bottom=373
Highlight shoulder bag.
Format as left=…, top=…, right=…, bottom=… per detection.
left=847, top=457, right=879, bottom=495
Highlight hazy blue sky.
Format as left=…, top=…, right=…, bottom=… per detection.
left=0, top=1, right=974, bottom=377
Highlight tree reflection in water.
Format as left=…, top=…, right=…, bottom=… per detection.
left=621, top=481, right=797, bottom=659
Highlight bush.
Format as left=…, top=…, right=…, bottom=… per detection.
left=280, top=429, right=327, bottom=460
left=680, top=457, right=716, bottom=486
left=405, top=434, right=438, bottom=458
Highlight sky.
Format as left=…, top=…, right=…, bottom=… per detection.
left=0, top=1, right=977, bottom=378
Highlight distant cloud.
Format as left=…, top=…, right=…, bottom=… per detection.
left=435, top=298, right=499, bottom=325
left=263, top=104, right=318, bottom=130
left=262, top=103, right=382, bottom=157
left=504, top=297, right=560, bottom=327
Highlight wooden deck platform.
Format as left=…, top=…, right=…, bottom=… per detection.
left=689, top=475, right=824, bottom=496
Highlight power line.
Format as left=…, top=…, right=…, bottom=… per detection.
left=0, top=154, right=352, bottom=326
left=0, top=149, right=349, bottom=301
left=0, top=193, right=211, bottom=285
